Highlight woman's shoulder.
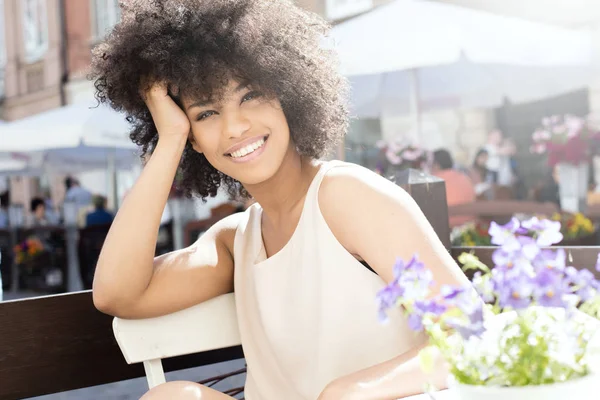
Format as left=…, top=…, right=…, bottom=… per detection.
left=317, top=161, right=411, bottom=228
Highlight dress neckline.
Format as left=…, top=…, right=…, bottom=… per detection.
left=253, top=161, right=331, bottom=265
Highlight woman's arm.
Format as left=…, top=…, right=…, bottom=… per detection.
left=318, top=164, right=469, bottom=399
left=318, top=343, right=447, bottom=399
left=93, top=82, right=237, bottom=319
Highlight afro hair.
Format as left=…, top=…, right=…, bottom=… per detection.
left=91, top=0, right=349, bottom=199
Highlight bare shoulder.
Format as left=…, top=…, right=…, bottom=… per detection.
left=318, top=163, right=415, bottom=255
left=318, top=163, right=414, bottom=218
left=196, top=210, right=247, bottom=254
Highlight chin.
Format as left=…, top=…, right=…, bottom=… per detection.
left=229, top=158, right=283, bottom=186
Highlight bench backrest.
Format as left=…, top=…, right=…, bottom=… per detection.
left=112, top=293, right=241, bottom=389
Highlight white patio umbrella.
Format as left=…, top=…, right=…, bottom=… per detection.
left=330, top=0, right=593, bottom=132
left=0, top=101, right=136, bottom=159
left=0, top=101, right=140, bottom=205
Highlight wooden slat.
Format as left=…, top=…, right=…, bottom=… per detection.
left=448, top=201, right=559, bottom=219
left=451, top=246, right=600, bottom=278
left=0, top=291, right=243, bottom=400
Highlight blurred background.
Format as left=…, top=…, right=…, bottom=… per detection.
left=2, top=1, right=600, bottom=399
left=1, top=0, right=600, bottom=302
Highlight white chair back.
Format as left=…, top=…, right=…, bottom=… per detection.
left=112, top=293, right=241, bottom=388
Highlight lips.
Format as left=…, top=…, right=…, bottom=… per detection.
left=225, top=135, right=269, bottom=158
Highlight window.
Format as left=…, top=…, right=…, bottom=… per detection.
left=92, top=0, right=121, bottom=39
left=325, top=0, right=373, bottom=21
left=21, top=0, right=48, bottom=63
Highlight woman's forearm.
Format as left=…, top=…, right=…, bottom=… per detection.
left=321, top=342, right=448, bottom=400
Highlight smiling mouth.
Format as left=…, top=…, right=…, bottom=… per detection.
left=226, top=135, right=269, bottom=159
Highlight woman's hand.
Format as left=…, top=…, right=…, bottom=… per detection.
left=141, top=81, right=190, bottom=143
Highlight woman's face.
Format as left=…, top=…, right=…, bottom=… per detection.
left=182, top=79, right=292, bottom=185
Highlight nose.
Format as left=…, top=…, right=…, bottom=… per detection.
left=222, top=110, right=251, bottom=139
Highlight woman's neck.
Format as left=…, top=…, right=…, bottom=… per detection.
left=243, top=146, right=319, bottom=220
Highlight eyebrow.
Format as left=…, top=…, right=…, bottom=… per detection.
left=186, top=81, right=250, bottom=111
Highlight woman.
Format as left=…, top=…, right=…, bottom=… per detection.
left=468, top=148, right=489, bottom=186
left=91, top=1, right=468, bottom=399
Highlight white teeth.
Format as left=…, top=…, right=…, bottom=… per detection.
left=230, top=138, right=265, bottom=159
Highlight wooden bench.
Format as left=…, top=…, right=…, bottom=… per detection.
left=0, top=292, right=244, bottom=399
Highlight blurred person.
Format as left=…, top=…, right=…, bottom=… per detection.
left=90, top=1, right=469, bottom=399
left=29, top=197, right=50, bottom=227
left=86, top=195, right=114, bottom=227
left=64, top=177, right=93, bottom=207
left=431, top=149, right=476, bottom=227
left=468, top=148, right=495, bottom=198
left=0, top=191, right=8, bottom=229
left=41, top=189, right=60, bottom=225
left=468, top=148, right=490, bottom=185
left=484, top=130, right=516, bottom=187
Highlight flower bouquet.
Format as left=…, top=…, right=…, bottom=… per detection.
left=530, top=115, right=600, bottom=167
left=378, top=217, right=600, bottom=399
left=375, top=139, right=430, bottom=175
left=13, top=237, right=45, bottom=265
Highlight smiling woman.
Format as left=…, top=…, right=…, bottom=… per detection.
left=89, top=1, right=469, bottom=400
left=91, top=0, right=348, bottom=200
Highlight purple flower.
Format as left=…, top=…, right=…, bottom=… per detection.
left=497, top=273, right=534, bottom=310
left=492, top=248, right=535, bottom=279
left=408, top=313, right=424, bottom=331
left=406, top=299, right=447, bottom=332
left=376, top=283, right=403, bottom=323
left=565, top=267, right=594, bottom=287
left=518, top=236, right=540, bottom=260
left=393, top=255, right=425, bottom=279
left=441, top=285, right=480, bottom=315
left=533, top=248, right=566, bottom=271
left=489, top=218, right=522, bottom=251
left=395, top=256, right=433, bottom=301
left=492, top=248, right=515, bottom=268
left=564, top=267, right=600, bottom=302
left=446, top=304, right=485, bottom=339
left=533, top=268, right=568, bottom=307
left=521, top=217, right=563, bottom=246
left=377, top=255, right=431, bottom=322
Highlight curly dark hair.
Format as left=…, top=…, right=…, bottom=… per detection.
left=91, top=0, right=349, bottom=200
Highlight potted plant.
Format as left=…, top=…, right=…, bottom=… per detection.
left=450, top=221, right=493, bottom=247
left=377, top=217, right=600, bottom=399
left=552, top=212, right=597, bottom=246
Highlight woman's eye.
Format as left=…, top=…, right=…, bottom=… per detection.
left=196, top=110, right=216, bottom=121
left=242, top=91, right=263, bottom=103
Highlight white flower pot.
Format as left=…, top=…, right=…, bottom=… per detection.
left=449, top=373, right=599, bottom=400
left=556, top=162, right=588, bottom=213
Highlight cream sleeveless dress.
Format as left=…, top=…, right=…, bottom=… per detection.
left=233, top=161, right=424, bottom=400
